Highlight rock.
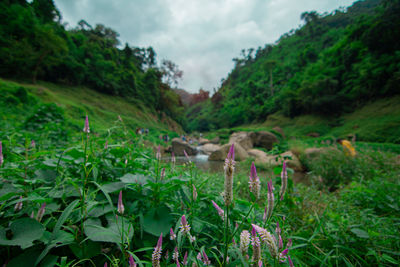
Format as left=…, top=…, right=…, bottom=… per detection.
left=252, top=131, right=279, bottom=150
left=306, top=132, right=320, bottom=138
left=198, top=143, right=221, bottom=155
left=198, top=138, right=210, bottom=145
left=209, top=142, right=249, bottom=161
left=280, top=151, right=303, bottom=172
left=272, top=126, right=285, bottom=139
left=210, top=136, right=220, bottom=144
left=248, top=149, right=269, bottom=164
left=172, top=138, right=197, bottom=156
left=229, top=132, right=254, bottom=150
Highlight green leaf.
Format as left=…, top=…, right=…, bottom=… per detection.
left=120, top=173, right=150, bottom=185
left=382, top=254, right=399, bottom=264
left=350, top=228, right=369, bottom=239
left=143, top=206, right=173, bottom=236
left=69, top=240, right=102, bottom=259
left=84, top=214, right=134, bottom=244
left=0, top=218, right=45, bottom=249
left=102, top=182, right=126, bottom=193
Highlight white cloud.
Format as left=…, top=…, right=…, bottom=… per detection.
left=55, top=0, right=356, bottom=93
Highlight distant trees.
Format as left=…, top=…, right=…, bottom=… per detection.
left=160, top=60, right=183, bottom=87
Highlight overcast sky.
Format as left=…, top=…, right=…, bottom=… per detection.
left=54, top=0, right=356, bottom=93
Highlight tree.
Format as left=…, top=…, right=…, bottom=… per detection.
left=263, top=60, right=277, bottom=96
left=160, top=59, right=183, bottom=87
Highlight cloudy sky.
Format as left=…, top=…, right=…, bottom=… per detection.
left=55, top=0, right=356, bottom=93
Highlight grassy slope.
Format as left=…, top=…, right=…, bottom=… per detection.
left=0, top=78, right=182, bottom=137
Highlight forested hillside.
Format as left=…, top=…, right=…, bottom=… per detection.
left=186, top=0, right=400, bottom=132
left=0, top=0, right=184, bottom=123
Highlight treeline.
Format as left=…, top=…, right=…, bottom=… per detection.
left=186, top=0, right=400, bottom=131
left=0, top=0, right=184, bottom=121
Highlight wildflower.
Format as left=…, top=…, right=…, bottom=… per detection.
left=83, top=115, right=90, bottom=133
left=252, top=224, right=278, bottom=259
left=104, top=263, right=107, bottom=267
left=129, top=255, right=137, bottom=267
left=118, top=191, right=124, bottom=215
left=249, top=162, right=260, bottom=198
left=0, top=141, right=3, bottom=166
left=189, top=235, right=196, bottom=243
left=171, top=152, right=176, bottom=164
left=288, top=255, right=294, bottom=267
left=36, top=203, right=46, bottom=222
left=14, top=196, right=23, bottom=212
left=118, top=115, right=123, bottom=122
left=183, top=150, right=190, bottom=162
left=280, top=161, right=287, bottom=201
left=279, top=235, right=283, bottom=249
left=223, top=144, right=235, bottom=206
left=156, top=145, right=161, bottom=160
left=279, top=248, right=289, bottom=263
left=170, top=228, right=176, bottom=240
left=287, top=239, right=292, bottom=248
left=165, top=250, right=169, bottom=260
left=160, top=168, right=166, bottom=180
left=179, top=215, right=191, bottom=235
left=193, top=184, right=197, bottom=201
left=183, top=251, right=188, bottom=265
left=265, top=180, right=274, bottom=220
left=276, top=222, right=281, bottom=235
left=31, top=140, right=36, bottom=148
left=30, top=211, right=34, bottom=218
left=240, top=230, right=251, bottom=256
left=258, top=260, right=263, bottom=267
left=152, top=234, right=163, bottom=267
left=104, top=140, right=108, bottom=149
left=251, top=226, right=261, bottom=265
left=202, top=250, right=211, bottom=265
left=125, top=158, right=128, bottom=165
left=176, top=260, right=181, bottom=267
left=173, top=247, right=179, bottom=261
left=197, top=252, right=202, bottom=261
left=263, top=207, right=267, bottom=222
left=211, top=200, right=224, bottom=220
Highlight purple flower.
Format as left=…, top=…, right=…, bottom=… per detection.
left=172, top=247, right=179, bottom=261
left=83, top=115, right=90, bottom=133
left=249, top=162, right=260, bottom=198
left=252, top=224, right=278, bottom=259
left=276, top=222, right=281, bottom=235
left=170, top=228, right=176, bottom=240
left=183, top=149, right=190, bottom=161
left=193, top=184, right=198, bottom=201
left=36, top=203, right=46, bottom=222
left=104, top=140, right=108, bottom=149
left=265, top=180, right=274, bottom=220
left=14, top=196, right=23, bottom=211
left=183, top=251, right=188, bottom=265
left=179, top=215, right=191, bottom=235
left=211, top=200, right=224, bottom=220
left=287, top=238, right=293, bottom=248
left=202, top=250, right=211, bottom=265
left=160, top=168, right=166, bottom=180
left=239, top=230, right=251, bottom=256
left=104, top=263, right=107, bottom=267
left=280, top=161, right=288, bottom=201
left=223, top=143, right=235, bottom=206
left=31, top=140, right=36, bottom=148
left=288, top=255, right=294, bottom=267
left=117, top=191, right=124, bottom=214
left=129, top=255, right=137, bottom=267
left=152, top=233, right=163, bottom=267
left=279, top=248, right=289, bottom=263
left=118, top=115, right=123, bottom=122
left=171, top=152, right=176, bottom=163
left=156, top=145, right=161, bottom=160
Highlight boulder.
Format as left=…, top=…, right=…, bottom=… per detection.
left=280, top=151, right=303, bottom=172
left=172, top=138, right=197, bottom=156
left=209, top=142, right=249, bottom=161
left=252, top=131, right=279, bottom=150
left=229, top=132, right=254, bottom=150
left=272, top=126, right=285, bottom=139
left=198, top=143, right=221, bottom=155
left=248, top=149, right=269, bottom=164
left=210, top=136, right=220, bottom=144
left=198, top=138, right=210, bottom=145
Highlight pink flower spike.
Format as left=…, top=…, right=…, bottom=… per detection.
left=211, top=200, right=224, bottom=220
left=104, top=263, right=107, bottom=267
left=31, top=140, right=36, bottom=148
left=14, top=196, right=23, bottom=211
left=156, top=145, right=161, bottom=160
left=118, top=191, right=124, bottom=215
left=252, top=225, right=257, bottom=237
left=170, top=228, right=176, bottom=240
left=249, top=162, right=260, bottom=198
left=171, top=152, right=176, bottom=163
left=288, top=255, right=294, bottom=267
left=202, top=251, right=211, bottom=265
left=104, top=140, right=108, bottom=149
left=192, top=184, right=198, bottom=201
left=36, top=203, right=46, bottom=222
left=179, top=215, right=191, bottom=234
left=83, top=115, right=90, bottom=133
left=276, top=222, right=281, bottom=235
left=157, top=233, right=163, bottom=248
left=228, top=143, right=235, bottom=161
left=160, top=168, right=166, bottom=180
left=287, top=239, right=293, bottom=248
left=129, top=255, right=136, bottom=267
left=263, top=207, right=267, bottom=222
left=183, top=251, right=188, bottom=265
left=279, top=235, right=283, bottom=249
left=183, top=149, right=189, bottom=160
left=280, top=161, right=288, bottom=201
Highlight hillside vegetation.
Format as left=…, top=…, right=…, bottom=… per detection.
left=186, top=0, right=400, bottom=141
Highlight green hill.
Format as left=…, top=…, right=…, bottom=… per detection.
left=186, top=0, right=400, bottom=144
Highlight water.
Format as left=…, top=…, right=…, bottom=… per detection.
left=162, top=154, right=223, bottom=173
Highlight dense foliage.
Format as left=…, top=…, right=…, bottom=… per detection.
left=186, top=0, right=400, bottom=131
left=0, top=0, right=185, bottom=122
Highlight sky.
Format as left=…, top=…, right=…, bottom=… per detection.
left=54, top=0, right=356, bottom=93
